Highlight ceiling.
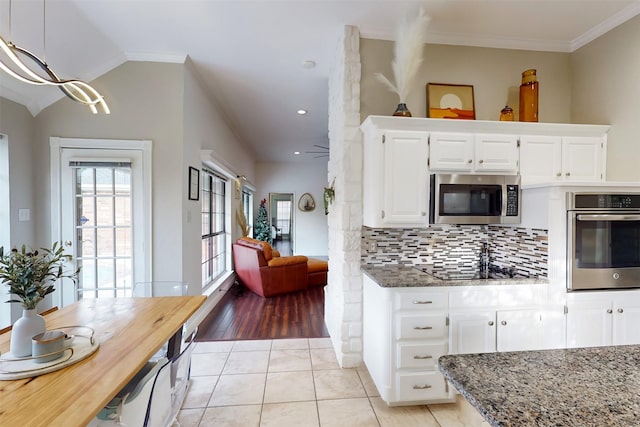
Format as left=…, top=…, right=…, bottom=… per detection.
left=0, top=0, right=639, bottom=162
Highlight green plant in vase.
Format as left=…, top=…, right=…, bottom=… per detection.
left=0, top=242, right=80, bottom=356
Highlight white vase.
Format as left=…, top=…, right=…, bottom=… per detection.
left=10, top=309, right=46, bottom=357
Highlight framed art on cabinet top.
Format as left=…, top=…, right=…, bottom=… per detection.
left=427, top=83, right=475, bottom=120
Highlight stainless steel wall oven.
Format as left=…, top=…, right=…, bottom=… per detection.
left=567, top=192, right=640, bottom=291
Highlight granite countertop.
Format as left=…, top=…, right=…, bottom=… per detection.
left=361, top=264, right=547, bottom=288
left=438, top=346, right=640, bottom=427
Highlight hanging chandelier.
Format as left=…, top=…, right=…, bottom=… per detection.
left=0, top=1, right=109, bottom=114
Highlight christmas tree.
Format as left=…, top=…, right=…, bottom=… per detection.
left=254, top=198, right=272, bottom=244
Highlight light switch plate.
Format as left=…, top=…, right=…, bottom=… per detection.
left=18, top=208, right=30, bottom=222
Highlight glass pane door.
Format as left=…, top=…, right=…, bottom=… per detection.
left=74, top=165, right=133, bottom=299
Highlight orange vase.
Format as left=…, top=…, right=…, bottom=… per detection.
left=519, top=69, right=539, bottom=122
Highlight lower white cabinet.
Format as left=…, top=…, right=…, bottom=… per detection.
left=363, top=275, right=454, bottom=405
left=566, top=291, right=640, bottom=348
left=363, top=277, right=545, bottom=405
left=449, top=309, right=543, bottom=354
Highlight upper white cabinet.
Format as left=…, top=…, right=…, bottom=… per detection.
left=520, top=135, right=605, bottom=184
left=361, top=116, right=610, bottom=227
left=429, top=132, right=519, bottom=174
left=362, top=120, right=429, bottom=228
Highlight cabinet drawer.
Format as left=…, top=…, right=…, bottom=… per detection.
left=397, top=292, right=447, bottom=311
left=397, top=314, right=447, bottom=339
left=397, top=342, right=446, bottom=369
left=396, top=371, right=448, bottom=402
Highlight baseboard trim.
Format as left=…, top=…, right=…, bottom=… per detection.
left=185, top=272, right=236, bottom=335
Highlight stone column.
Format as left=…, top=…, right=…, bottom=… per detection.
left=326, top=25, right=363, bottom=368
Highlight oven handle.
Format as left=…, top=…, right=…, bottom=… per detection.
left=576, top=214, right=640, bottom=221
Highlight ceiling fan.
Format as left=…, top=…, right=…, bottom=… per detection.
left=305, top=144, right=329, bottom=158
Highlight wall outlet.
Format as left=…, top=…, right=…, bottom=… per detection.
left=368, top=241, right=377, bottom=253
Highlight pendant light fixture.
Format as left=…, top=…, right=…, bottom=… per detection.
left=0, top=0, right=109, bottom=114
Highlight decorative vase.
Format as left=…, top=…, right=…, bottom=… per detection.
left=392, top=103, right=412, bottom=117
left=10, top=309, right=46, bottom=357
left=519, top=69, right=539, bottom=122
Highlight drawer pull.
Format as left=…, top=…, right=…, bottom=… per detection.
left=413, top=326, right=433, bottom=330
left=413, top=355, right=433, bottom=360
left=413, top=384, right=432, bottom=390
left=412, top=300, right=433, bottom=305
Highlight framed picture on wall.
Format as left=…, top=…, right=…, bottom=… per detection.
left=427, top=83, right=476, bottom=120
left=188, top=166, right=200, bottom=201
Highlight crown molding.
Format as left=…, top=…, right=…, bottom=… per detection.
left=570, top=1, right=640, bottom=51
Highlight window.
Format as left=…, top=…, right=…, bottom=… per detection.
left=242, top=188, right=253, bottom=234
left=201, top=169, right=227, bottom=285
left=276, top=200, right=291, bottom=236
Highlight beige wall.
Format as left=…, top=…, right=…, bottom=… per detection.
left=183, top=58, right=256, bottom=291
left=1, top=99, right=36, bottom=247
left=361, top=39, right=571, bottom=123
left=571, top=14, right=640, bottom=182
left=35, top=61, right=187, bottom=286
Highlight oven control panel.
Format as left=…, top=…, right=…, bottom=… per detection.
left=571, top=193, right=640, bottom=209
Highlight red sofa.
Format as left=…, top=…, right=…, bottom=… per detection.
left=232, top=237, right=328, bottom=297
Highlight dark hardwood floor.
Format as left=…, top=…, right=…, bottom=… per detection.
left=195, top=283, right=329, bottom=341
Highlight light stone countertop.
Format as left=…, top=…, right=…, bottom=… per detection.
left=361, top=264, right=547, bottom=288
left=438, top=346, right=640, bottom=427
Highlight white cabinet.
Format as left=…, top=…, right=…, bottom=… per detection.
left=566, top=291, right=640, bottom=348
left=362, top=121, right=429, bottom=227
left=449, top=309, right=543, bottom=354
left=363, top=276, right=455, bottom=405
left=429, top=132, right=519, bottom=174
left=520, top=135, right=605, bottom=185
left=448, top=285, right=544, bottom=355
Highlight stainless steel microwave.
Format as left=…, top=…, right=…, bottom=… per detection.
left=429, top=174, right=521, bottom=225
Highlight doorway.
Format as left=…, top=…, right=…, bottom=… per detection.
left=269, top=192, right=293, bottom=256
left=50, top=138, right=152, bottom=307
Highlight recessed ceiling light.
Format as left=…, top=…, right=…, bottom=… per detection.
left=302, top=60, right=316, bottom=69
left=294, top=151, right=301, bottom=155
left=297, top=109, right=307, bottom=115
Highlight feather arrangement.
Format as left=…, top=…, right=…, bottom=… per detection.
left=375, top=9, right=430, bottom=104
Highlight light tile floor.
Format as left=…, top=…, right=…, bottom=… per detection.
left=177, top=338, right=489, bottom=427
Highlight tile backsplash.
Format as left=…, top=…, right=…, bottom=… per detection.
left=361, top=225, right=548, bottom=278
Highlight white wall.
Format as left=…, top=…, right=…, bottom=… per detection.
left=255, top=161, right=328, bottom=257
left=571, top=14, right=640, bottom=182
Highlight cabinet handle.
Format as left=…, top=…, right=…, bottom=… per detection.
left=413, top=326, right=433, bottom=330
left=412, top=300, right=433, bottom=305
left=607, top=309, right=613, bottom=314
left=566, top=172, right=571, bottom=176
left=421, top=212, right=426, bottom=216
left=467, top=159, right=472, bottom=164
left=501, top=320, right=507, bottom=326
left=556, top=172, right=562, bottom=177
left=413, top=355, right=433, bottom=360
left=618, top=308, right=624, bottom=313
left=413, top=384, right=432, bottom=390
left=488, top=321, right=494, bottom=326
left=478, top=159, right=484, bottom=164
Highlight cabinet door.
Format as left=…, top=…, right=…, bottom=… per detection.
left=449, top=312, right=496, bottom=354
left=496, top=309, right=543, bottom=352
left=562, top=136, right=604, bottom=182
left=474, top=134, right=519, bottom=173
left=612, top=304, right=640, bottom=345
left=519, top=135, right=562, bottom=185
left=566, top=300, right=612, bottom=348
left=382, top=131, right=429, bottom=225
left=429, top=132, right=474, bottom=172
